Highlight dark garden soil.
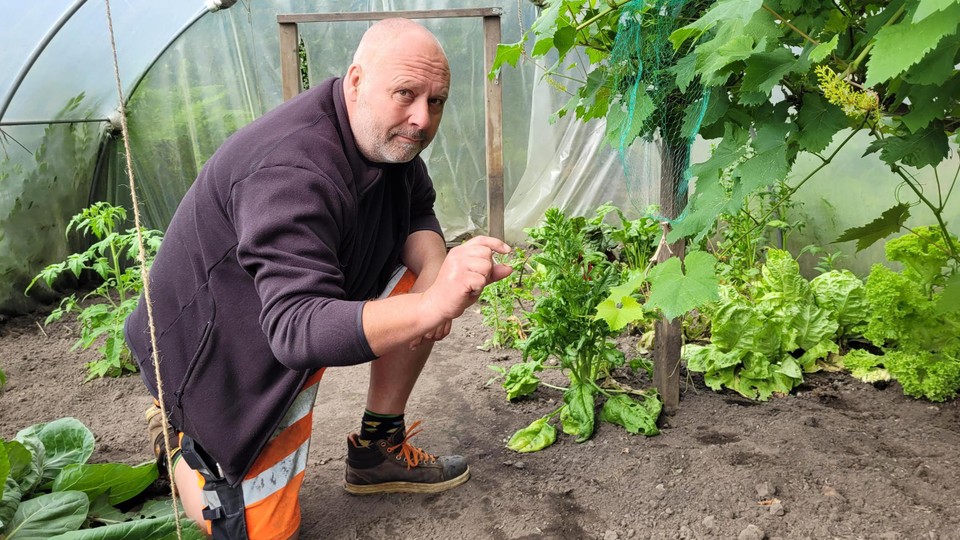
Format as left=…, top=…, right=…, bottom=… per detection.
left=2, top=304, right=960, bottom=540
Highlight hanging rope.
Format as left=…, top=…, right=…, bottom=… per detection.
left=103, top=1, right=183, bottom=537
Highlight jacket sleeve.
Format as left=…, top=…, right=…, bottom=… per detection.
left=227, top=165, right=376, bottom=371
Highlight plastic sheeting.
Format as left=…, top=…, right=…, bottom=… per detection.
left=0, top=0, right=206, bottom=313
left=101, top=0, right=542, bottom=241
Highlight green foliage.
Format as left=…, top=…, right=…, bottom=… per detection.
left=495, top=0, right=960, bottom=271
left=845, top=228, right=960, bottom=401
left=489, top=361, right=543, bottom=400
left=834, top=204, right=911, bottom=252
left=886, top=350, right=960, bottom=402
left=884, top=225, right=956, bottom=293
left=645, top=251, right=719, bottom=320
left=520, top=206, right=624, bottom=378
left=698, top=150, right=808, bottom=291
left=0, top=418, right=202, bottom=539
left=0, top=94, right=97, bottom=315
left=478, top=250, right=533, bottom=350
left=810, top=269, right=870, bottom=340
left=603, top=205, right=661, bottom=270
left=862, top=227, right=957, bottom=350
left=25, top=203, right=163, bottom=381
left=488, top=206, right=661, bottom=451
left=599, top=393, right=662, bottom=435
left=507, top=417, right=557, bottom=453
left=687, top=249, right=843, bottom=400
left=841, top=349, right=891, bottom=383
left=938, top=273, right=960, bottom=314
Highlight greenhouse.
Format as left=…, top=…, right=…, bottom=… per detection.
left=1, top=0, right=958, bottom=538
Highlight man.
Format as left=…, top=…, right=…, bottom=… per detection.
left=126, top=18, right=511, bottom=540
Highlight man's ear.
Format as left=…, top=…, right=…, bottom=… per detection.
left=345, top=64, right=362, bottom=102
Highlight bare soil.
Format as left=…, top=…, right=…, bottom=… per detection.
left=2, top=305, right=960, bottom=540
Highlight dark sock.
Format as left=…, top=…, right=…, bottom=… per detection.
left=356, top=410, right=405, bottom=448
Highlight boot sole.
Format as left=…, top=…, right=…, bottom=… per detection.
left=344, top=467, right=470, bottom=495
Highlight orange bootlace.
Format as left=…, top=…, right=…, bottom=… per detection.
left=387, top=420, right=438, bottom=469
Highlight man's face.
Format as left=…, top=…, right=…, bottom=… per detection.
left=348, top=39, right=450, bottom=164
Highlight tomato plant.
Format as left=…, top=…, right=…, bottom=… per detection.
left=25, top=202, right=163, bottom=380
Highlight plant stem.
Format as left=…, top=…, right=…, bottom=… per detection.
left=576, top=0, right=633, bottom=33
left=891, top=166, right=960, bottom=261
left=721, top=122, right=865, bottom=258
left=761, top=4, right=819, bottom=46
left=541, top=381, right=570, bottom=392
left=108, top=240, right=125, bottom=305
left=843, top=4, right=905, bottom=77
left=830, top=0, right=849, bottom=17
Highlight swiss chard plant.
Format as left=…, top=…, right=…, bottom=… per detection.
left=0, top=417, right=202, bottom=539
left=841, top=227, right=960, bottom=401
left=489, top=207, right=662, bottom=452
left=25, top=203, right=163, bottom=381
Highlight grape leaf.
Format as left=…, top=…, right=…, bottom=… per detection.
left=809, top=34, right=839, bottom=63
left=872, top=124, right=950, bottom=168
left=901, top=39, right=960, bottom=86
left=833, top=203, right=910, bottom=251
left=552, top=24, right=578, bottom=57
left=645, top=251, right=720, bottom=320
left=489, top=41, right=523, bottom=79
left=865, top=4, right=960, bottom=86
left=913, top=0, right=960, bottom=22
left=595, top=295, right=647, bottom=332
left=669, top=0, right=763, bottom=48
left=796, top=93, right=848, bottom=153
left=900, top=84, right=951, bottom=132
left=741, top=49, right=799, bottom=97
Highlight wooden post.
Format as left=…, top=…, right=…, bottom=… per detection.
left=653, top=142, right=689, bottom=413
left=482, top=14, right=505, bottom=241
left=278, top=22, right=301, bottom=101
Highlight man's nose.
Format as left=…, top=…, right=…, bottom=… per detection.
left=408, top=100, right=432, bottom=131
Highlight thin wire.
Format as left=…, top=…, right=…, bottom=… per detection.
left=103, top=1, right=183, bottom=537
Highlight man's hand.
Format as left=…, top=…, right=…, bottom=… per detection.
left=420, top=236, right=513, bottom=322
left=409, top=318, right=453, bottom=350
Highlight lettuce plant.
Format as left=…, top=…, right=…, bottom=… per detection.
left=25, top=203, right=162, bottom=380
left=687, top=249, right=841, bottom=400
left=849, top=227, right=960, bottom=401
left=0, top=417, right=201, bottom=539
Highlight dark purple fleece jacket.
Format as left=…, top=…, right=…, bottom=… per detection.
left=125, top=77, right=443, bottom=486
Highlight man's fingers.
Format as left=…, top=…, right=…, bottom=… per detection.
left=462, top=235, right=512, bottom=254
left=490, top=263, right=513, bottom=283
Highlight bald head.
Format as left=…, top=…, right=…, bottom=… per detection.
left=352, top=18, right=448, bottom=69
left=343, top=18, right=451, bottom=163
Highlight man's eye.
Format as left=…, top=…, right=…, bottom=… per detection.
left=396, top=89, right=412, bottom=97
